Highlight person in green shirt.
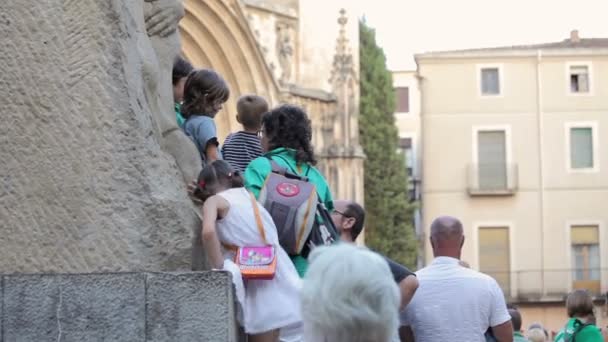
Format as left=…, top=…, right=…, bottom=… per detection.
left=172, top=56, right=194, bottom=128
left=508, top=307, right=530, bottom=342
left=554, top=289, right=603, bottom=342
left=244, top=104, right=334, bottom=278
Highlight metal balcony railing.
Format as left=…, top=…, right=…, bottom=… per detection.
left=467, top=163, right=518, bottom=196
left=479, top=268, right=608, bottom=301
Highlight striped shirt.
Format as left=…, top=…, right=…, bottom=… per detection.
left=221, top=131, right=263, bottom=172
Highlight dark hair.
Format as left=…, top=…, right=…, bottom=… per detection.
left=344, top=202, right=365, bottom=240
left=237, top=95, right=269, bottom=130
left=172, top=56, right=194, bottom=85
left=181, top=69, right=230, bottom=118
left=262, top=104, right=316, bottom=165
left=508, top=308, right=522, bottom=331
left=566, top=289, right=595, bottom=318
left=193, top=160, right=244, bottom=202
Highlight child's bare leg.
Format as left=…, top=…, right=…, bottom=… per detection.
left=248, top=329, right=279, bottom=342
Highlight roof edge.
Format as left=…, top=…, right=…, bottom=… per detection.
left=416, top=48, right=608, bottom=61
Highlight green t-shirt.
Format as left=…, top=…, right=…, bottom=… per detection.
left=244, top=147, right=334, bottom=278
left=554, top=318, right=603, bottom=342
left=175, top=102, right=185, bottom=128
left=513, top=332, right=529, bottom=342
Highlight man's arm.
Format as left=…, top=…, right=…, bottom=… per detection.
left=491, top=320, right=514, bottom=342
left=383, top=257, right=418, bottom=309
left=399, top=326, right=415, bottom=342
left=398, top=275, right=419, bottom=310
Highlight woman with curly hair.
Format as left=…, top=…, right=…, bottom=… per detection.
left=244, top=104, right=334, bottom=278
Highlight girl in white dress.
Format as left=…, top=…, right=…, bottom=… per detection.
left=194, top=160, right=302, bottom=342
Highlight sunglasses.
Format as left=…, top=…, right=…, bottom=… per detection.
left=333, top=209, right=349, bottom=217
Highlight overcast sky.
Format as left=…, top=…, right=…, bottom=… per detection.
left=353, top=0, right=608, bottom=70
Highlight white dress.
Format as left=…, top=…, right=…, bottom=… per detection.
left=216, top=188, right=302, bottom=335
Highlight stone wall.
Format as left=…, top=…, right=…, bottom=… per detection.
left=0, top=272, right=237, bottom=341
left=0, top=0, right=203, bottom=272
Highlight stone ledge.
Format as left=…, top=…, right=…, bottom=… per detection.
left=0, top=272, right=237, bottom=342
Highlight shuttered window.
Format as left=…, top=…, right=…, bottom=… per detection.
left=481, top=68, right=500, bottom=95
left=395, top=87, right=409, bottom=113
left=479, top=227, right=510, bottom=295
left=570, top=127, right=594, bottom=169
left=478, top=130, right=507, bottom=189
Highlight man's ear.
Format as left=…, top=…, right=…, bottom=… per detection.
left=235, top=114, right=241, bottom=124
left=460, top=236, right=465, bottom=248
left=344, top=217, right=356, bottom=230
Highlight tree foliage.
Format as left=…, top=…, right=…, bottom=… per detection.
left=359, top=20, right=417, bottom=268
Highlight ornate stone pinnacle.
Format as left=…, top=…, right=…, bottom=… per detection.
left=338, top=8, right=347, bottom=26
left=329, top=9, right=355, bottom=85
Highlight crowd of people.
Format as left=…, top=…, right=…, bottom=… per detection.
left=172, top=56, right=607, bottom=342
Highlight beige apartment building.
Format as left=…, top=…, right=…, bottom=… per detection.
left=416, top=31, right=608, bottom=332
left=393, top=71, right=424, bottom=268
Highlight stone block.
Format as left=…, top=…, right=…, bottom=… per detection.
left=146, top=271, right=238, bottom=342
left=2, top=273, right=146, bottom=341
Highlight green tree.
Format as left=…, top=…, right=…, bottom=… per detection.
left=359, top=20, right=417, bottom=268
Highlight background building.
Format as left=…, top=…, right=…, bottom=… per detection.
left=416, top=30, right=608, bottom=332
left=392, top=70, right=424, bottom=268
left=178, top=0, right=365, bottom=207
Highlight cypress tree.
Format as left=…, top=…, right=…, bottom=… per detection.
left=359, top=20, right=417, bottom=268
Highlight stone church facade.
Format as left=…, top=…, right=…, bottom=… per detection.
left=179, top=0, right=365, bottom=208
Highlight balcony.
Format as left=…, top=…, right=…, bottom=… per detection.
left=467, top=163, right=518, bottom=196
left=482, top=268, right=607, bottom=302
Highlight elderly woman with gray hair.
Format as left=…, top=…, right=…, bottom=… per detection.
left=300, top=244, right=401, bottom=342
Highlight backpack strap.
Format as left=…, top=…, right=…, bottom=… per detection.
left=268, top=158, right=288, bottom=176
left=249, top=191, right=267, bottom=244
left=266, top=155, right=310, bottom=181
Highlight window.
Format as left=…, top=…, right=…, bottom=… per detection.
left=398, top=137, right=414, bottom=177
left=480, top=67, right=500, bottom=95
left=395, top=87, right=410, bottom=113
left=398, top=137, right=416, bottom=201
left=571, top=225, right=600, bottom=293
left=477, top=130, right=507, bottom=189
left=479, top=227, right=510, bottom=295
left=569, top=65, right=590, bottom=93
left=567, top=124, right=597, bottom=171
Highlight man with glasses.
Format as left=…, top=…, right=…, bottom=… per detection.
left=331, top=200, right=419, bottom=341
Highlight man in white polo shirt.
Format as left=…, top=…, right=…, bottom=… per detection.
left=400, top=216, right=514, bottom=342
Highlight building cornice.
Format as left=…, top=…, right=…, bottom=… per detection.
left=416, top=48, right=608, bottom=61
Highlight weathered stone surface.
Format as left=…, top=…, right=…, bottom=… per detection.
left=3, top=273, right=146, bottom=341
left=1, top=272, right=236, bottom=341
left=0, top=277, right=3, bottom=340
left=0, top=0, right=204, bottom=272
left=146, top=272, right=238, bottom=342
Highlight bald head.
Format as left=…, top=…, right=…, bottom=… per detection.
left=430, top=216, right=464, bottom=258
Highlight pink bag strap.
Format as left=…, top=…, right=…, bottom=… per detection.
left=249, top=191, right=267, bottom=244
